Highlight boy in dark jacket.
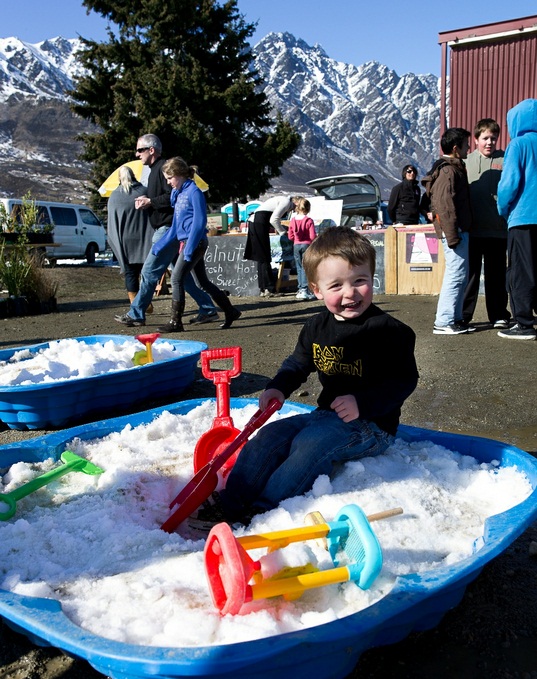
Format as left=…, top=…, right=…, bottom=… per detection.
left=190, top=227, right=418, bottom=531
left=422, top=127, right=473, bottom=335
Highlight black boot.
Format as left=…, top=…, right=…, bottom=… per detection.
left=214, top=291, right=241, bottom=329
left=221, top=306, right=242, bottom=329
left=158, top=300, right=184, bottom=333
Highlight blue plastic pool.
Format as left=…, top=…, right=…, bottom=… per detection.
left=0, top=335, right=207, bottom=430
left=0, top=397, right=536, bottom=679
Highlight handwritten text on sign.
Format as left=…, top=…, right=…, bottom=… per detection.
left=204, top=237, right=258, bottom=297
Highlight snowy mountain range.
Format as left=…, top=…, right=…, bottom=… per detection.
left=0, top=33, right=441, bottom=202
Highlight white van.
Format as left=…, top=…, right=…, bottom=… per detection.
left=0, top=199, right=107, bottom=264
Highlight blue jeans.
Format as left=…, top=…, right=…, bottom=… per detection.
left=128, top=227, right=216, bottom=321
left=220, top=409, right=393, bottom=521
left=294, top=243, right=310, bottom=292
left=435, top=232, right=469, bottom=326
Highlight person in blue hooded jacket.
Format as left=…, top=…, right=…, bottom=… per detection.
left=497, top=99, right=537, bottom=340
left=154, top=156, right=241, bottom=332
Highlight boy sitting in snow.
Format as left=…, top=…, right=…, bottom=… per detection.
left=190, top=227, right=419, bottom=531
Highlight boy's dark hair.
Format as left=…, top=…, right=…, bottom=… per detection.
left=303, top=226, right=376, bottom=284
left=473, top=118, right=500, bottom=139
left=440, top=127, right=470, bottom=154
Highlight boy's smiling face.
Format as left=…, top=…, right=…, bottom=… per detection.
left=310, top=255, right=373, bottom=321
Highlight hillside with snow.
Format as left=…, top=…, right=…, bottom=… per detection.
left=0, top=33, right=440, bottom=202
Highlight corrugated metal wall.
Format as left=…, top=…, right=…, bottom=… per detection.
left=438, top=17, right=537, bottom=141
left=448, top=34, right=537, bottom=143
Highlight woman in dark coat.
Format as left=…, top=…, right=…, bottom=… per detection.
left=244, top=195, right=300, bottom=296
left=107, top=166, right=153, bottom=304
left=387, top=165, right=423, bottom=225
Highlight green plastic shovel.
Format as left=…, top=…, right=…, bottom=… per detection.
left=0, top=451, right=104, bottom=521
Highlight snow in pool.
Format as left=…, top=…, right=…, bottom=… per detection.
left=0, top=401, right=532, bottom=647
left=0, top=338, right=179, bottom=386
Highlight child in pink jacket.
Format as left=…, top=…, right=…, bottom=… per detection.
left=288, top=197, right=317, bottom=300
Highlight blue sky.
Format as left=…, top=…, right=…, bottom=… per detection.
left=3, top=0, right=537, bottom=76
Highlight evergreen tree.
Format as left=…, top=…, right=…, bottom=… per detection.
left=72, top=0, right=300, bottom=203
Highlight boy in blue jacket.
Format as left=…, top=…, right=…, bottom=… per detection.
left=497, top=99, right=537, bottom=340
left=190, top=226, right=418, bottom=531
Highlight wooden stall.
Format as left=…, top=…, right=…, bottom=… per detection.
left=384, top=226, right=445, bottom=295
left=204, top=225, right=445, bottom=297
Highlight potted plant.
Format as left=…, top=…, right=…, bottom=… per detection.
left=0, top=192, right=55, bottom=245
left=0, top=240, right=58, bottom=318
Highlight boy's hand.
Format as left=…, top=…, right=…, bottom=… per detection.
left=260, top=389, right=285, bottom=411
left=331, top=395, right=359, bottom=422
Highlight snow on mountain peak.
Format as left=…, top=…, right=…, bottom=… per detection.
left=0, top=31, right=440, bottom=198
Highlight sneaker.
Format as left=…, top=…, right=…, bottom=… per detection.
left=497, top=324, right=537, bottom=340
left=433, top=323, right=469, bottom=335
left=306, top=293, right=317, bottom=301
left=295, top=290, right=308, bottom=300
left=187, top=492, right=227, bottom=533
left=114, top=313, right=145, bottom=327
left=456, top=320, right=477, bottom=333
left=189, top=311, right=219, bottom=325
left=493, top=319, right=510, bottom=329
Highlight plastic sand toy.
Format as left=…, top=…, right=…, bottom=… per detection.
left=204, top=504, right=387, bottom=615
left=193, top=347, right=243, bottom=474
left=0, top=451, right=104, bottom=520
left=161, top=399, right=281, bottom=533
left=0, top=398, right=536, bottom=679
left=132, top=333, right=161, bottom=365
left=0, top=335, right=207, bottom=430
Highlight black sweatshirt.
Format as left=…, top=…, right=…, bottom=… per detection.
left=146, top=157, right=174, bottom=229
left=267, top=304, right=418, bottom=435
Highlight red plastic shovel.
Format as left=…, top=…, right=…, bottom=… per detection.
left=193, top=347, right=242, bottom=474
left=160, top=398, right=281, bottom=533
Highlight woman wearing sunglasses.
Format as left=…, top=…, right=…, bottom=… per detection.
left=387, top=164, right=423, bottom=225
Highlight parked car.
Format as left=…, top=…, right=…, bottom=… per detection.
left=305, top=174, right=386, bottom=228
left=0, top=199, right=106, bottom=264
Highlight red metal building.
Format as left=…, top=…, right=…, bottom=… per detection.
left=438, top=15, right=537, bottom=145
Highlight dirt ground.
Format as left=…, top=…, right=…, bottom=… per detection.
left=0, top=262, right=536, bottom=679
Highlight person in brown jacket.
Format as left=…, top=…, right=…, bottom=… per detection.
left=421, top=127, right=474, bottom=335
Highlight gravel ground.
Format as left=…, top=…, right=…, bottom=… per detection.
left=0, top=262, right=536, bottom=679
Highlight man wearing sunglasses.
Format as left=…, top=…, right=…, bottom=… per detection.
left=115, top=134, right=219, bottom=327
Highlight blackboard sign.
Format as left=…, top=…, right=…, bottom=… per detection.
left=204, top=231, right=386, bottom=297
left=362, top=231, right=385, bottom=294
left=204, top=235, right=259, bottom=297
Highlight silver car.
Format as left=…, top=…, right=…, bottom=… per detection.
left=306, top=174, right=386, bottom=228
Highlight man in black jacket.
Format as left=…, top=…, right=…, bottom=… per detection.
left=115, top=134, right=218, bottom=327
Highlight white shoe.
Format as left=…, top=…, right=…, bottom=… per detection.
left=433, top=323, right=469, bottom=335
left=295, top=290, right=308, bottom=300
left=493, top=319, right=510, bottom=329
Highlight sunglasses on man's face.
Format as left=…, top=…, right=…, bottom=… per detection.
left=405, top=169, right=416, bottom=174
left=136, top=147, right=151, bottom=153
